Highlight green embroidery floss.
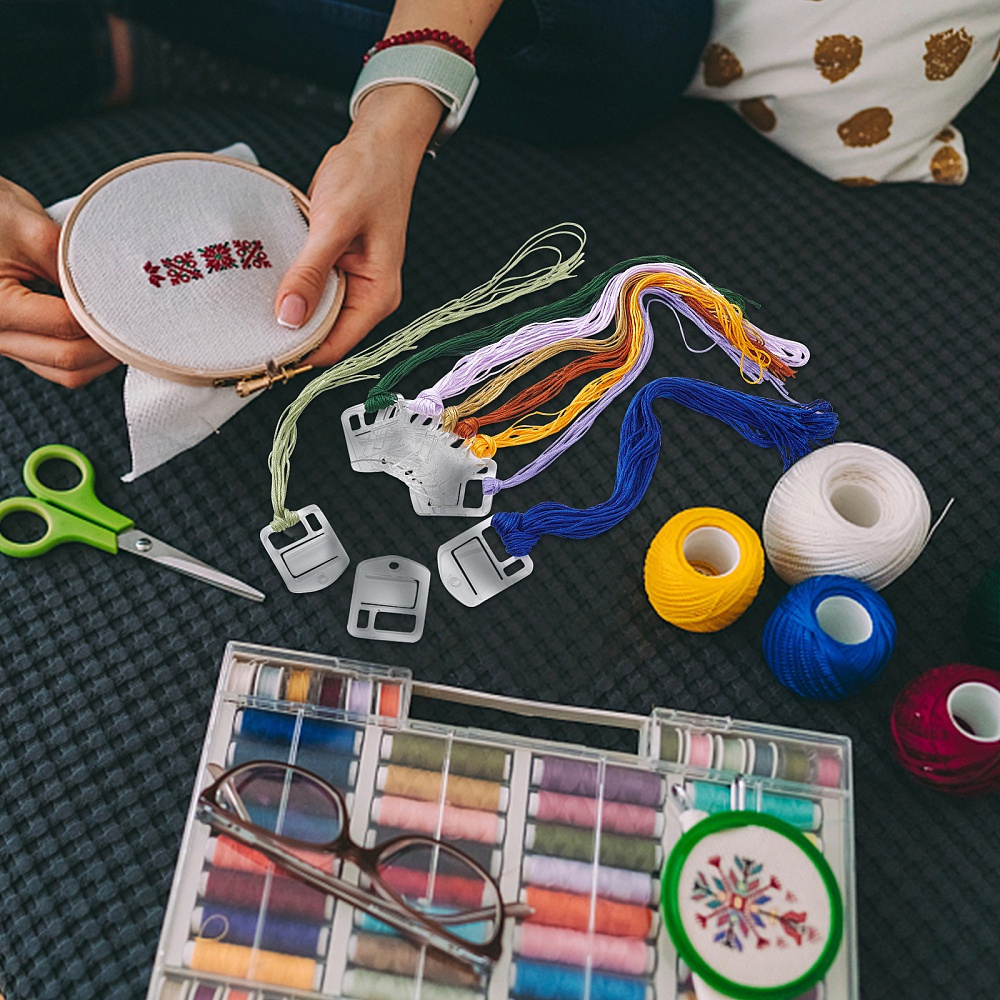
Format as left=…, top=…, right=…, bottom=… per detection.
left=267, top=223, right=586, bottom=531
left=362, top=255, right=675, bottom=414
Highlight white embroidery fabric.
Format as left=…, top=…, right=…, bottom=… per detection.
left=49, top=144, right=335, bottom=481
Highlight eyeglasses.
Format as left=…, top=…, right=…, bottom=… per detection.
left=196, top=760, right=528, bottom=971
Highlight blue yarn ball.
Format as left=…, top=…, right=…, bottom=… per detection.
left=762, top=575, right=897, bottom=700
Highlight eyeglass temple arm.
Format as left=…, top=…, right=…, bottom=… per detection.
left=434, top=901, right=534, bottom=924
left=201, top=806, right=498, bottom=970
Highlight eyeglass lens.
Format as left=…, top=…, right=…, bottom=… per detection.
left=222, top=764, right=345, bottom=844
left=374, top=842, right=502, bottom=946
left=220, top=764, right=502, bottom=947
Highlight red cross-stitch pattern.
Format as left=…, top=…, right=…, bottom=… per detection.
left=143, top=261, right=165, bottom=288
left=232, top=239, right=272, bottom=270
left=160, top=252, right=204, bottom=285
left=198, top=242, right=237, bottom=273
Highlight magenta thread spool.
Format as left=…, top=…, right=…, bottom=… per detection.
left=891, top=662, right=1000, bottom=795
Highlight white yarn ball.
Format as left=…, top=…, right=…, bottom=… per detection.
left=762, top=442, right=931, bottom=591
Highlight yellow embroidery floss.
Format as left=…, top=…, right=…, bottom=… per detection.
left=644, top=508, right=764, bottom=632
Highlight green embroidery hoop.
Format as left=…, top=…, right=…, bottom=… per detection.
left=661, top=811, right=843, bottom=1000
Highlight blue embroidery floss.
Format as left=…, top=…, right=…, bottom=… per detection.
left=762, top=575, right=897, bottom=700
left=492, top=378, right=838, bottom=558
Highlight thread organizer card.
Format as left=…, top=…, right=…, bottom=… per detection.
left=147, top=643, right=857, bottom=1000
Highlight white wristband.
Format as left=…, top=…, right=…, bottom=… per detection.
left=349, top=44, right=479, bottom=153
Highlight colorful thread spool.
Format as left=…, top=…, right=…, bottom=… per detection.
left=966, top=559, right=1000, bottom=669
left=521, top=855, right=656, bottom=906
left=644, top=508, right=764, bottom=632
left=525, top=823, right=660, bottom=873
left=192, top=905, right=328, bottom=958
left=511, top=959, right=649, bottom=1000
left=377, top=764, right=509, bottom=812
left=531, top=757, right=663, bottom=807
left=687, top=780, right=822, bottom=831
left=348, top=933, right=482, bottom=987
left=227, top=660, right=259, bottom=696
left=762, top=575, right=897, bottom=700
left=528, top=790, right=664, bottom=838
left=184, top=938, right=321, bottom=991
left=522, top=887, right=654, bottom=938
left=381, top=733, right=511, bottom=782
left=371, top=794, right=506, bottom=844
left=762, top=441, right=932, bottom=590
left=342, top=968, right=475, bottom=1000
left=890, top=662, right=1000, bottom=795
left=514, top=924, right=655, bottom=976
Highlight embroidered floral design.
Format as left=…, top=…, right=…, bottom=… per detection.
left=199, top=242, right=237, bottom=273
left=160, top=252, right=203, bottom=285
left=144, top=238, right=272, bottom=287
left=143, top=260, right=165, bottom=288
left=233, top=239, right=272, bottom=270
left=690, top=854, right=820, bottom=952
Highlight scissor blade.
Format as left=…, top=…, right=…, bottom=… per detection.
left=118, top=529, right=265, bottom=602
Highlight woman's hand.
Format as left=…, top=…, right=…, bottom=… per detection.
left=0, top=177, right=119, bottom=387
left=273, top=84, right=443, bottom=366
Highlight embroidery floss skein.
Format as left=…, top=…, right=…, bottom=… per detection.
left=890, top=663, right=1000, bottom=795
left=267, top=223, right=586, bottom=530
left=364, top=256, right=672, bottom=413
left=966, top=559, right=1000, bottom=669
left=644, top=508, right=764, bottom=633
left=492, top=379, right=838, bottom=558
left=762, top=575, right=897, bottom=700
left=762, top=442, right=934, bottom=591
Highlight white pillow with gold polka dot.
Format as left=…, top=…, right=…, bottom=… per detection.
left=685, top=2, right=1000, bottom=185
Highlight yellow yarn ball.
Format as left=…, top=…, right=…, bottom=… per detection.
left=644, top=507, right=764, bottom=632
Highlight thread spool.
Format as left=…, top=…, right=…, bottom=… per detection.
left=762, top=575, right=897, bottom=700
left=525, top=823, right=660, bottom=872
left=227, top=660, right=259, bottom=696
left=283, top=668, right=313, bottom=703
left=762, top=441, right=932, bottom=590
left=511, top=959, right=649, bottom=1000
left=966, top=559, right=1000, bottom=669
left=890, top=662, right=1000, bottom=795
left=643, top=508, right=764, bottom=632
left=515, top=924, right=655, bottom=976
left=254, top=665, right=284, bottom=700
left=521, top=887, right=654, bottom=938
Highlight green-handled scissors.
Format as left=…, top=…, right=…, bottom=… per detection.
left=0, top=444, right=265, bottom=602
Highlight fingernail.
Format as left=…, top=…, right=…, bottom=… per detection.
left=277, top=293, right=307, bottom=329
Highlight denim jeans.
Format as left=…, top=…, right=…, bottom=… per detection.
left=3, top=0, right=713, bottom=143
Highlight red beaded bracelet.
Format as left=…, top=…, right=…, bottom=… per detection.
left=363, top=28, right=476, bottom=66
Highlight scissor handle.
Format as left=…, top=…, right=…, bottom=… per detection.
left=0, top=496, right=119, bottom=558
left=22, top=444, right=132, bottom=535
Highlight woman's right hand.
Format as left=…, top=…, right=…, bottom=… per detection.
left=0, top=176, right=120, bottom=387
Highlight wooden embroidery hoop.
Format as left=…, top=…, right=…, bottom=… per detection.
left=58, top=152, right=346, bottom=395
